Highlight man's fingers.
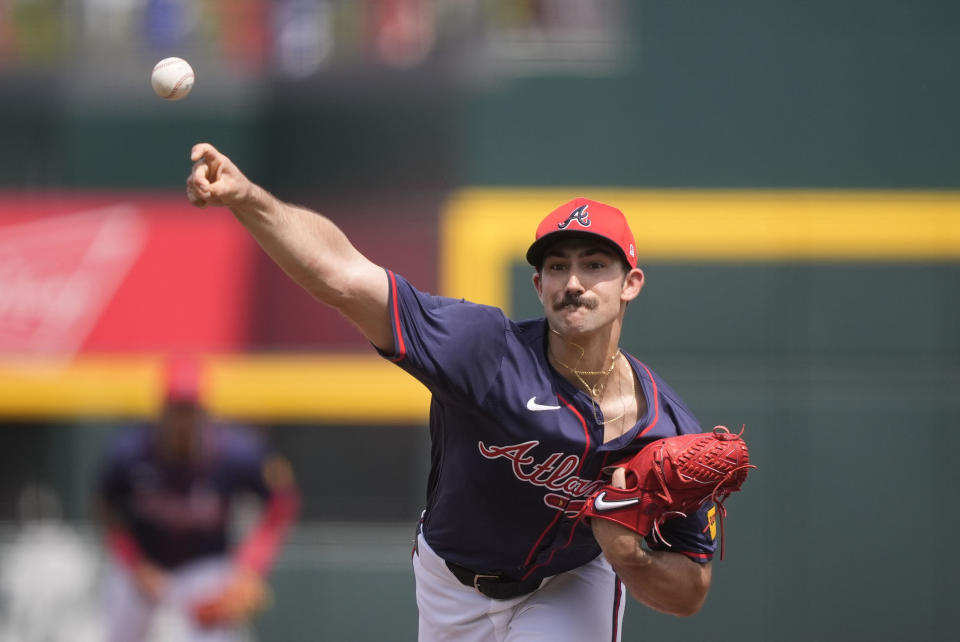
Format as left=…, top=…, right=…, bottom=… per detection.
left=186, top=177, right=209, bottom=206
left=610, top=467, right=627, bottom=489
left=191, top=160, right=213, bottom=188
left=186, top=186, right=208, bottom=207
left=190, top=142, right=219, bottom=163
left=186, top=157, right=213, bottom=207
left=190, top=144, right=226, bottom=181
left=190, top=143, right=233, bottom=185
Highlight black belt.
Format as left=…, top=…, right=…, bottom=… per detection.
left=445, top=561, right=543, bottom=600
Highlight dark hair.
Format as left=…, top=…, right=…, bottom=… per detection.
left=534, top=238, right=631, bottom=275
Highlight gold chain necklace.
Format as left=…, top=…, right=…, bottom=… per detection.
left=551, top=351, right=619, bottom=397
left=548, top=329, right=624, bottom=424
left=602, top=363, right=628, bottom=427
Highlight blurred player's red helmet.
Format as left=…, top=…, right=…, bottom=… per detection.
left=526, top=198, right=637, bottom=270
left=163, top=355, right=205, bottom=406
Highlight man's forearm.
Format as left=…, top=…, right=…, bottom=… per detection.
left=227, top=186, right=372, bottom=306
left=592, top=519, right=711, bottom=616
left=614, top=547, right=711, bottom=616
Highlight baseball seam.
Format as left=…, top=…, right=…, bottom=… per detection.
left=164, top=73, right=194, bottom=99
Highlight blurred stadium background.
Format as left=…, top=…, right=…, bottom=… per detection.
left=1, top=1, right=959, bottom=640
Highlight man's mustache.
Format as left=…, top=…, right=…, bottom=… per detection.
left=554, top=293, right=598, bottom=311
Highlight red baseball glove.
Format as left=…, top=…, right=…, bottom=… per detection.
left=581, top=425, right=755, bottom=558
left=191, top=568, right=270, bottom=627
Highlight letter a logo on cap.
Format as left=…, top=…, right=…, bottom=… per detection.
left=557, top=204, right=591, bottom=230
left=526, top=197, right=639, bottom=269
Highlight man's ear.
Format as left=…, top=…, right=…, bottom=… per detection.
left=532, top=270, right=544, bottom=303
left=621, top=268, right=645, bottom=302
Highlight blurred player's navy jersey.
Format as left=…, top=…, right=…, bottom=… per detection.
left=98, top=423, right=272, bottom=569
left=379, top=271, right=717, bottom=581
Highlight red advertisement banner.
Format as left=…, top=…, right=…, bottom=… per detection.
left=0, top=192, right=255, bottom=355
left=0, top=190, right=441, bottom=357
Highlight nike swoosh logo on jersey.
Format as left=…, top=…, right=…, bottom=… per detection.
left=526, top=397, right=561, bottom=411
left=592, top=491, right=640, bottom=512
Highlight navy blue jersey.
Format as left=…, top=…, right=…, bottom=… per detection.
left=98, top=423, right=272, bottom=569
left=381, top=271, right=716, bottom=581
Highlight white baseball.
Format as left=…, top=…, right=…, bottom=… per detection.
left=151, top=57, right=195, bottom=101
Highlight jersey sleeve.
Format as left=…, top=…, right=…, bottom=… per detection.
left=646, top=502, right=717, bottom=563
left=219, top=426, right=276, bottom=499
left=654, top=371, right=704, bottom=437
left=97, top=456, right=127, bottom=510
left=233, top=457, right=300, bottom=575
left=378, top=270, right=509, bottom=404
left=96, top=426, right=140, bottom=515
left=220, top=425, right=301, bottom=574
left=96, top=427, right=148, bottom=567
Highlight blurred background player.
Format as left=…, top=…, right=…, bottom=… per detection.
left=95, top=356, right=300, bottom=642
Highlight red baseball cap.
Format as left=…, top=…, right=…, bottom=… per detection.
left=163, top=355, right=205, bottom=406
left=526, top=198, right=638, bottom=269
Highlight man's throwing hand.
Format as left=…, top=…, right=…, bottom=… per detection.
left=186, top=143, right=252, bottom=209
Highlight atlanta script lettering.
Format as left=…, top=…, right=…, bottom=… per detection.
left=478, top=440, right=604, bottom=512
